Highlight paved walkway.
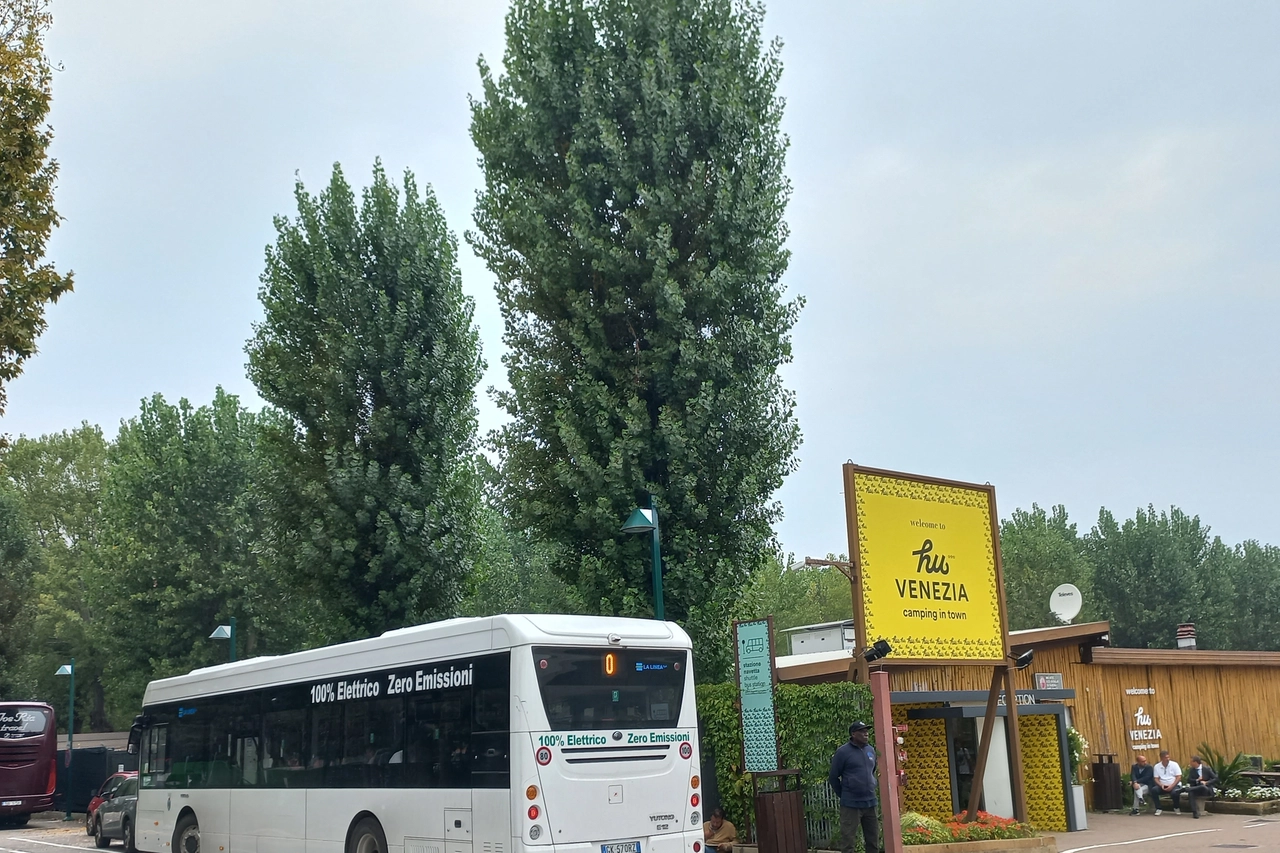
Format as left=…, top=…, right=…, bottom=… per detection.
left=1049, top=810, right=1279, bottom=852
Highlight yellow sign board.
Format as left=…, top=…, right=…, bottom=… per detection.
left=846, top=466, right=1007, bottom=662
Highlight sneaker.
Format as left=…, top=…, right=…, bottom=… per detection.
left=1154, top=809, right=1162, bottom=816
left=1130, top=809, right=1139, bottom=816
left=1193, top=813, right=1200, bottom=819
left=1174, top=809, right=1181, bottom=815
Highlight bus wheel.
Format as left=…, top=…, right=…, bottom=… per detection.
left=122, top=819, right=136, bottom=853
left=94, top=817, right=111, bottom=848
left=348, top=818, right=387, bottom=853
left=174, top=814, right=200, bottom=853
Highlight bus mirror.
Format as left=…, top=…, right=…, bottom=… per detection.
left=127, top=724, right=142, bottom=754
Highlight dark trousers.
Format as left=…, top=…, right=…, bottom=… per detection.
left=1150, top=786, right=1178, bottom=811
left=840, top=805, right=879, bottom=853
left=1177, top=784, right=1213, bottom=816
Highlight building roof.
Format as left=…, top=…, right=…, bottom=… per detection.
left=778, top=620, right=855, bottom=634
left=1009, top=620, right=1111, bottom=651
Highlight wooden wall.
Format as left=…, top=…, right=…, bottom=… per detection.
left=887, top=643, right=1280, bottom=768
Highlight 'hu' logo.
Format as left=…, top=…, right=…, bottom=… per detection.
left=1134, top=706, right=1152, bottom=726
left=912, top=539, right=950, bottom=575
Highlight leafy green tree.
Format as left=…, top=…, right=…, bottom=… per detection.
left=0, top=483, right=40, bottom=698
left=0, top=0, right=72, bottom=415
left=1086, top=505, right=1236, bottom=650
left=736, top=554, right=852, bottom=635
left=1226, top=540, right=1280, bottom=651
left=247, top=162, right=484, bottom=642
left=470, top=0, right=801, bottom=679
left=1, top=424, right=112, bottom=728
left=999, top=504, right=1095, bottom=630
left=96, top=389, right=295, bottom=718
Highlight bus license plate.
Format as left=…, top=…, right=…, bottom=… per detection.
left=1, top=800, right=20, bottom=806
left=602, top=843, right=640, bottom=853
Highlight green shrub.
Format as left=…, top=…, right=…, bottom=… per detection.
left=696, top=681, right=873, bottom=834
left=1198, top=743, right=1253, bottom=792
left=901, top=812, right=947, bottom=833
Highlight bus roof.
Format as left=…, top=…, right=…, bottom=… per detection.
left=142, top=614, right=690, bottom=707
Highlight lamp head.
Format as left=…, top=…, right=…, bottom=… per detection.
left=1013, top=649, right=1034, bottom=670
left=55, top=664, right=73, bottom=677
left=621, top=507, right=657, bottom=534
left=210, top=625, right=233, bottom=640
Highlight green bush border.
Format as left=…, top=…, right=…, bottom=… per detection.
left=697, top=681, right=874, bottom=834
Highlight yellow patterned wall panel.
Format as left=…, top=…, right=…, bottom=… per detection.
left=1018, top=715, right=1068, bottom=832
left=895, top=704, right=953, bottom=820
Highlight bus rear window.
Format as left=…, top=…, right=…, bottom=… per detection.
left=533, top=647, right=686, bottom=730
left=0, top=708, right=49, bottom=738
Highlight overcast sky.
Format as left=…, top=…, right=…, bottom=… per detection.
left=10, top=1, right=1280, bottom=561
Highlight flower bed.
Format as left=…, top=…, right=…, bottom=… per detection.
left=1220, top=786, right=1280, bottom=801
left=902, top=811, right=1043, bottom=846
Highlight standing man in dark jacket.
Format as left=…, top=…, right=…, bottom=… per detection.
left=830, top=721, right=879, bottom=853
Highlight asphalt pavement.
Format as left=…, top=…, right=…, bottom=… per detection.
left=3, top=810, right=1280, bottom=853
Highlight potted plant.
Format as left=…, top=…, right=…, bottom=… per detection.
left=1066, top=726, right=1088, bottom=830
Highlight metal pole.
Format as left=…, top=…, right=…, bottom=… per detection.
left=649, top=494, right=664, bottom=621
left=872, top=670, right=903, bottom=853
left=229, top=617, right=237, bottom=662
left=65, top=658, right=75, bottom=821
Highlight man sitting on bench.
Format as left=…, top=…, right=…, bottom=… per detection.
left=1151, top=750, right=1182, bottom=815
left=1176, top=755, right=1217, bottom=819
left=1130, top=753, right=1155, bottom=815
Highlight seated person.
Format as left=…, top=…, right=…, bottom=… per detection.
left=1150, top=750, right=1182, bottom=814
left=1130, top=753, right=1155, bottom=815
left=1175, top=755, right=1217, bottom=819
left=703, top=808, right=737, bottom=853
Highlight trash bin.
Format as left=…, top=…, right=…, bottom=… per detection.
left=1091, top=754, right=1123, bottom=811
left=753, top=770, right=806, bottom=853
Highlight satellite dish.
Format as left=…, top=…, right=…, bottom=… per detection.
left=1050, top=583, right=1083, bottom=624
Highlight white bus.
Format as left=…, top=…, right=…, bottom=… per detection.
left=128, top=615, right=704, bottom=853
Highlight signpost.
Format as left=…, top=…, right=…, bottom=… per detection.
left=733, top=618, right=779, bottom=772
left=842, top=464, right=1025, bottom=829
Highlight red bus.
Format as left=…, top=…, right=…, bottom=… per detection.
left=0, top=703, right=57, bottom=826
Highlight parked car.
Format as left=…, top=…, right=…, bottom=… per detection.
left=92, top=775, right=137, bottom=852
left=86, top=772, right=136, bottom=835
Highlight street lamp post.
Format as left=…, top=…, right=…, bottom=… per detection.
left=210, top=616, right=237, bottom=662
left=621, top=495, right=664, bottom=621
left=55, top=660, right=74, bottom=821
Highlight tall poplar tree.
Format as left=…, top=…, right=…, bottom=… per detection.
left=470, top=0, right=801, bottom=677
left=0, top=0, right=73, bottom=414
left=247, top=162, right=484, bottom=641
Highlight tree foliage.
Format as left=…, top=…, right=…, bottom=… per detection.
left=735, top=553, right=852, bottom=634
left=999, top=504, right=1094, bottom=630
left=247, top=162, right=484, bottom=642
left=1086, top=505, right=1235, bottom=649
left=1, top=424, right=111, bottom=728
left=470, top=0, right=801, bottom=679
left=95, top=390, right=293, bottom=718
left=0, top=0, right=72, bottom=415
left=0, top=482, right=39, bottom=698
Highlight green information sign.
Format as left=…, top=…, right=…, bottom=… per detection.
left=734, top=618, right=778, bottom=773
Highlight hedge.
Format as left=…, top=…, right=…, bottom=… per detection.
left=697, top=681, right=874, bottom=832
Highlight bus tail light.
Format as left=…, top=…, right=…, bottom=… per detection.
left=46, top=760, right=57, bottom=795
left=528, top=805, right=540, bottom=820
left=529, top=825, right=542, bottom=840
left=691, top=793, right=700, bottom=807
left=693, top=843, right=702, bottom=852
left=690, top=775, right=699, bottom=788
left=526, top=785, right=538, bottom=800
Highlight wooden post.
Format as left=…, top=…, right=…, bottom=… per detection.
left=872, top=670, right=903, bottom=853
left=964, top=665, right=1004, bottom=822
left=1005, top=664, right=1028, bottom=822
left=841, top=465, right=871, bottom=685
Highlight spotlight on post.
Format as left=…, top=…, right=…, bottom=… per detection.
left=862, top=639, right=893, bottom=663
left=1012, top=649, right=1034, bottom=670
